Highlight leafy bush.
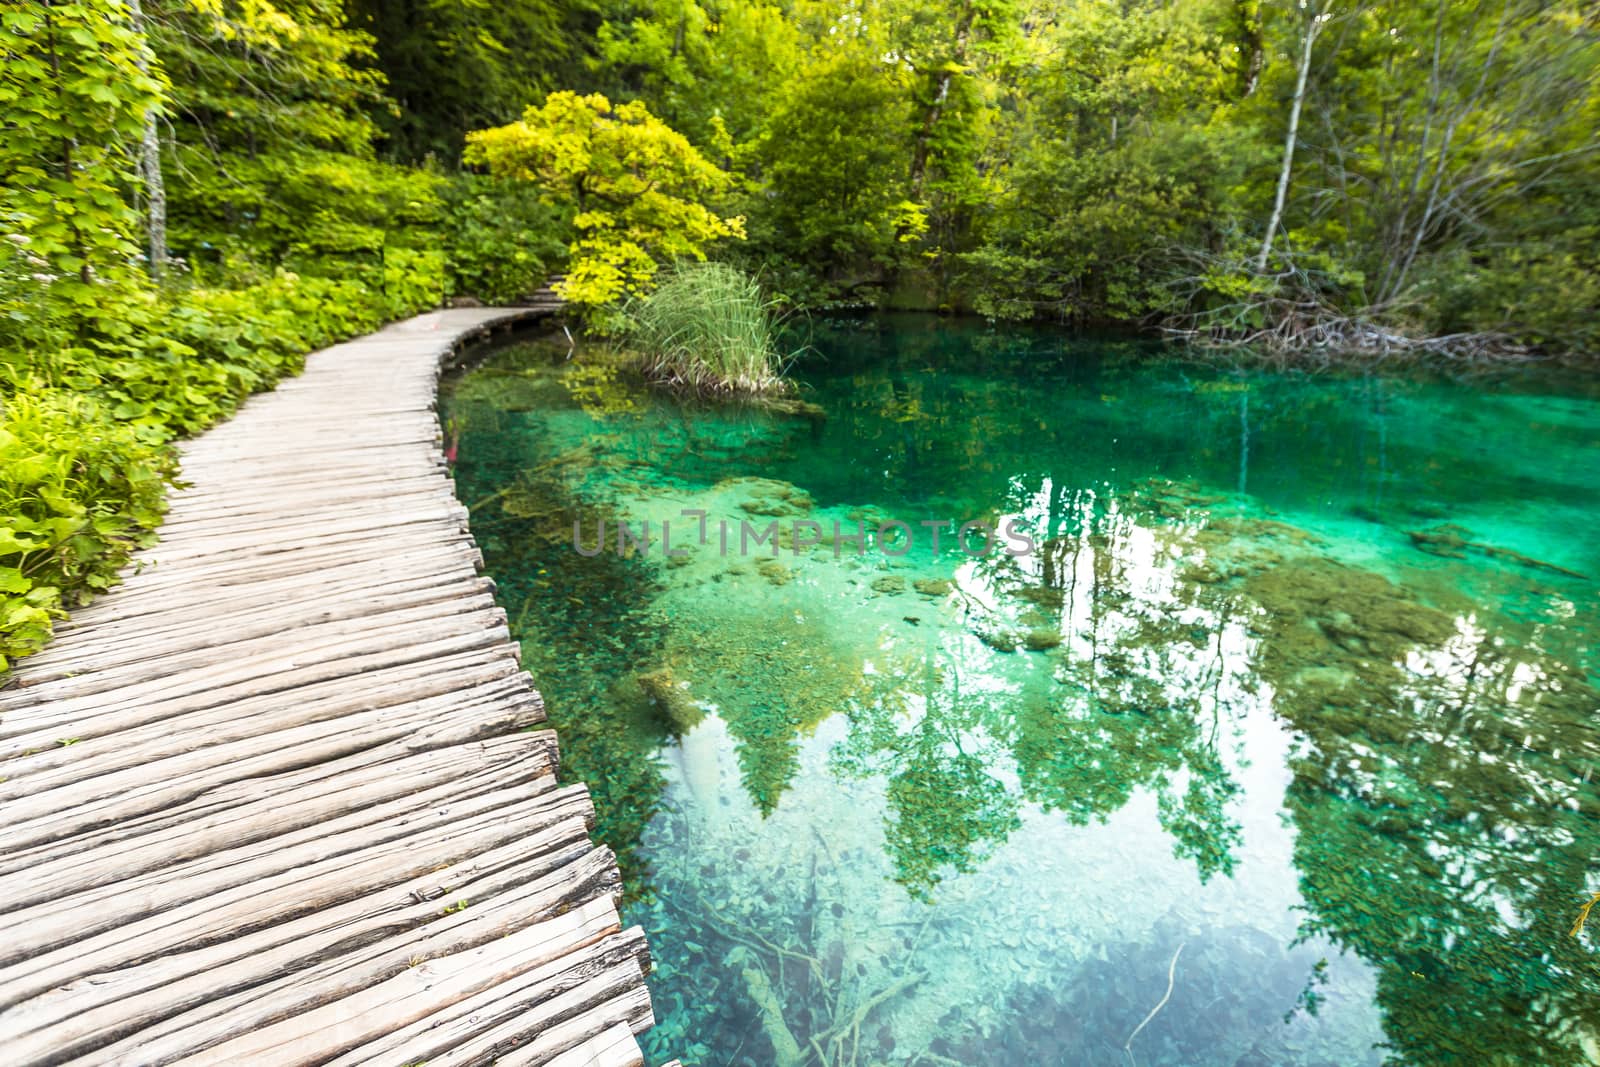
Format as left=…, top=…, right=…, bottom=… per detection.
left=1410, top=243, right=1600, bottom=352
left=0, top=392, right=174, bottom=670
left=620, top=262, right=793, bottom=394
left=443, top=177, right=569, bottom=304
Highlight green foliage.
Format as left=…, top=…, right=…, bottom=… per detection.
left=0, top=0, right=164, bottom=302
left=0, top=263, right=444, bottom=669
left=957, top=0, right=1251, bottom=322
left=592, top=0, right=804, bottom=148
left=1244, top=0, right=1600, bottom=347
left=149, top=0, right=445, bottom=271
left=442, top=176, right=570, bottom=304
left=0, top=392, right=173, bottom=670
left=620, top=262, right=792, bottom=394
left=339, top=0, right=1600, bottom=348
left=349, top=0, right=587, bottom=162
left=744, top=48, right=919, bottom=304
left=465, top=91, right=744, bottom=312
left=1414, top=243, right=1600, bottom=351
left=163, top=0, right=385, bottom=153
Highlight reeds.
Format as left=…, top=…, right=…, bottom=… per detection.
left=622, top=262, right=795, bottom=395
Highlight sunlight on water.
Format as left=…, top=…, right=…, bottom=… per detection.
left=443, top=316, right=1600, bottom=1067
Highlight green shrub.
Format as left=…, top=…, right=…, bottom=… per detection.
left=442, top=176, right=569, bottom=305
left=0, top=392, right=175, bottom=669
left=1410, top=243, right=1600, bottom=352
left=620, top=262, right=794, bottom=395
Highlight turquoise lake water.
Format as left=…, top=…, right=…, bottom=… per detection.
left=442, top=316, right=1600, bottom=1066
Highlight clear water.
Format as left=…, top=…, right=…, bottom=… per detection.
left=442, top=316, right=1600, bottom=1067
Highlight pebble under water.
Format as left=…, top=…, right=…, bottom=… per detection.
left=442, top=315, right=1600, bottom=1067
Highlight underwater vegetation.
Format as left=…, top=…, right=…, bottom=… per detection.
left=444, top=319, right=1600, bottom=1066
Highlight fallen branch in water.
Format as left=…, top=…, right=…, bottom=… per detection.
left=1407, top=524, right=1588, bottom=580
left=1165, top=315, right=1533, bottom=364
left=1158, top=261, right=1540, bottom=367
left=822, top=969, right=925, bottom=1067
left=744, top=961, right=807, bottom=1067
left=1125, top=942, right=1186, bottom=1066
left=1571, top=891, right=1600, bottom=937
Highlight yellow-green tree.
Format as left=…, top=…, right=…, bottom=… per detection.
left=465, top=91, right=744, bottom=312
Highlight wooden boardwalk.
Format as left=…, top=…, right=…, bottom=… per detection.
left=0, top=308, right=669, bottom=1066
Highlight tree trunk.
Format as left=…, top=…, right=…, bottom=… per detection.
left=1237, top=0, right=1265, bottom=97
left=128, top=0, right=167, bottom=280
left=1254, top=5, right=1325, bottom=274
left=908, top=6, right=976, bottom=198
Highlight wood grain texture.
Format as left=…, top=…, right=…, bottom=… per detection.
left=0, top=307, right=665, bottom=1065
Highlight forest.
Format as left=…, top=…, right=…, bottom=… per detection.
left=1, top=0, right=1596, bottom=662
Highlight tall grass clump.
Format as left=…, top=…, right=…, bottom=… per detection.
left=622, top=262, right=795, bottom=395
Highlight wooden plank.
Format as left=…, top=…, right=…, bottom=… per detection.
left=0, top=305, right=664, bottom=1065
left=3, top=593, right=505, bottom=707
left=537, top=1023, right=649, bottom=1067
left=5, top=830, right=618, bottom=1062
left=322, top=929, right=650, bottom=1066
left=164, top=898, right=626, bottom=1066
left=0, top=668, right=541, bottom=849
left=429, top=974, right=652, bottom=1067
left=26, top=594, right=509, bottom=702
left=0, top=731, right=559, bottom=896
left=0, top=780, right=591, bottom=979
left=8, top=572, right=498, bottom=685
left=0, top=644, right=526, bottom=789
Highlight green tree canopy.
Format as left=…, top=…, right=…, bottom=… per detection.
left=465, top=90, right=744, bottom=310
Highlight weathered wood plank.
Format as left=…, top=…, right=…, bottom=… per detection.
left=163, top=899, right=627, bottom=1066
left=0, top=647, right=528, bottom=791
left=322, top=929, right=651, bottom=1066
left=0, top=307, right=667, bottom=1064
left=7, top=573, right=498, bottom=685
left=4, top=831, right=618, bottom=1062
left=536, top=1023, right=650, bottom=1067
left=0, top=732, right=560, bottom=898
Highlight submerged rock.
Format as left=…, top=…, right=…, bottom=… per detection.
left=1408, top=523, right=1588, bottom=579
left=1015, top=585, right=1065, bottom=609
left=872, top=575, right=907, bottom=594
left=761, top=396, right=828, bottom=421
left=914, top=577, right=954, bottom=597
left=722, top=476, right=816, bottom=517
left=975, top=626, right=1023, bottom=653
left=759, top=559, right=794, bottom=586
left=1023, top=628, right=1063, bottom=652
left=636, top=667, right=705, bottom=733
